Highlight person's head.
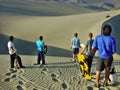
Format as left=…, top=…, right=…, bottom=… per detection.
left=102, top=24, right=112, bottom=36
left=9, top=36, right=14, bottom=42
left=88, top=32, right=93, bottom=38
left=39, top=36, right=43, bottom=41
left=74, top=33, right=78, bottom=38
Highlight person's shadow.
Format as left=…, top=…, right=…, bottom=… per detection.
left=102, top=14, right=120, bottom=55
left=0, top=34, right=71, bottom=57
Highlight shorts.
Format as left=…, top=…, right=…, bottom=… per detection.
left=96, top=57, right=113, bottom=71
left=73, top=48, right=79, bottom=55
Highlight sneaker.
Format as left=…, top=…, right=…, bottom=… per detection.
left=42, top=64, right=46, bottom=66
left=9, top=68, right=14, bottom=71
left=34, top=63, right=40, bottom=65
left=103, top=81, right=108, bottom=87
left=72, top=59, right=75, bottom=61
left=20, top=66, right=25, bottom=68
left=39, top=64, right=46, bottom=68
left=94, top=83, right=100, bottom=88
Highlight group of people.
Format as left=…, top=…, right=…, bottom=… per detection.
left=71, top=24, right=116, bottom=88
left=7, top=35, right=46, bottom=69
left=8, top=24, right=116, bottom=88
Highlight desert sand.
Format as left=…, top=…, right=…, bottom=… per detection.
left=0, top=0, right=120, bottom=90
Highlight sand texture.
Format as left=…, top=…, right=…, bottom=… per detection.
left=0, top=0, right=120, bottom=90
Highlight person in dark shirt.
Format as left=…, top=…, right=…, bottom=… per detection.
left=79, top=32, right=94, bottom=75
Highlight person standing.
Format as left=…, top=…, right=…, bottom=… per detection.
left=71, top=33, right=80, bottom=61
left=79, top=32, right=94, bottom=75
left=7, top=36, right=25, bottom=69
left=34, top=36, right=46, bottom=65
left=92, top=24, right=116, bottom=88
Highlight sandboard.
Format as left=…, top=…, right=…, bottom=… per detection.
left=44, top=45, right=48, bottom=54
left=77, top=53, right=92, bottom=80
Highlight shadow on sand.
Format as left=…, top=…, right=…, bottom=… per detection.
left=0, top=34, right=71, bottom=57
left=0, top=0, right=75, bottom=16
left=102, top=14, right=120, bottom=55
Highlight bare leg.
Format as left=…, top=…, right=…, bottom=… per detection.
left=105, top=69, right=110, bottom=83
left=96, top=71, right=101, bottom=84
left=72, top=54, right=75, bottom=61
left=73, top=54, right=75, bottom=59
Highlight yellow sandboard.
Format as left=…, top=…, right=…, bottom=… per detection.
left=77, top=54, right=92, bottom=80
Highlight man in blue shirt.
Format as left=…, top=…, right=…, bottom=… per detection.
left=34, top=36, right=46, bottom=65
left=92, top=24, right=116, bottom=88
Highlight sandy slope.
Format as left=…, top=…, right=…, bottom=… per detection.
left=0, top=9, right=120, bottom=58
left=0, top=55, right=120, bottom=90
left=0, top=1, right=120, bottom=90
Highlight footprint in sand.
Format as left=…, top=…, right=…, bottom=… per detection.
left=41, top=68, right=48, bottom=75
left=51, top=73, right=57, bottom=78
left=58, top=69, right=62, bottom=75
left=87, top=86, right=93, bottom=90
left=51, top=73, right=60, bottom=82
left=78, top=80, right=81, bottom=84
left=33, top=88, right=38, bottom=90
left=19, top=81, right=24, bottom=85
left=5, top=72, right=11, bottom=76
left=4, top=78, right=11, bottom=82
left=42, top=68, right=48, bottom=71
left=41, top=71, right=48, bottom=75
left=11, top=74, right=17, bottom=79
left=16, top=85, right=23, bottom=90
left=52, top=77, right=60, bottom=82
left=33, top=88, right=41, bottom=90
left=61, top=82, right=68, bottom=89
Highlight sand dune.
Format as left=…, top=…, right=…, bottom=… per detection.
left=0, top=10, right=120, bottom=57
left=0, top=0, right=120, bottom=90
left=0, top=0, right=105, bottom=16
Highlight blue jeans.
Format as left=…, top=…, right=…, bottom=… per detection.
left=37, top=50, right=45, bottom=65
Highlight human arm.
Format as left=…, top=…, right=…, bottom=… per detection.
left=112, top=38, right=116, bottom=55
left=79, top=46, right=87, bottom=54
left=11, top=46, right=16, bottom=53
left=92, top=36, right=98, bottom=55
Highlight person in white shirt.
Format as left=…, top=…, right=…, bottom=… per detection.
left=8, top=36, right=25, bottom=68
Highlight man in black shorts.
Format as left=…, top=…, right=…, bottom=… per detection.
left=92, top=25, right=116, bottom=88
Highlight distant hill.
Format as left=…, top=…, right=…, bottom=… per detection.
left=0, top=0, right=119, bottom=16
left=43, top=0, right=120, bottom=10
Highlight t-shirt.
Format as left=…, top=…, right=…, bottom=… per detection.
left=92, top=35, right=116, bottom=58
left=36, top=40, right=45, bottom=52
left=8, top=41, right=17, bottom=55
left=71, top=37, right=80, bottom=48
left=85, top=39, right=94, bottom=56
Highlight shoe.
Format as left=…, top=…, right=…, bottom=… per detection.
left=42, top=64, right=46, bottom=66
left=9, top=68, right=14, bottom=71
left=94, top=83, right=100, bottom=88
left=39, top=64, right=46, bottom=68
left=34, top=63, right=40, bottom=65
left=103, top=81, right=108, bottom=87
left=72, top=59, right=75, bottom=61
left=20, top=66, right=25, bottom=68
